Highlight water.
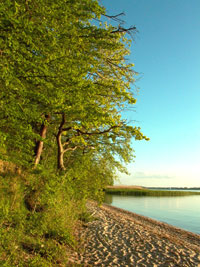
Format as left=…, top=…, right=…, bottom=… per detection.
left=104, top=193, right=200, bottom=234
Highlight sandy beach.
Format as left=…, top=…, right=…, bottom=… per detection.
left=69, top=202, right=200, bottom=266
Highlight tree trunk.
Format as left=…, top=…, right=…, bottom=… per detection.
left=56, top=131, right=65, bottom=170
left=34, top=114, right=50, bottom=167
left=56, top=114, right=66, bottom=170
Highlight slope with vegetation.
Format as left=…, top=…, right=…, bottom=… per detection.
left=0, top=0, right=148, bottom=265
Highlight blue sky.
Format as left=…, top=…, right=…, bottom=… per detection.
left=100, top=0, right=200, bottom=187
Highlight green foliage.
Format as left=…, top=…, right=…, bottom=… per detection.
left=0, top=0, right=149, bottom=264
left=0, top=0, right=148, bottom=169
left=0, top=170, right=80, bottom=266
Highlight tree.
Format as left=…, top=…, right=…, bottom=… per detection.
left=0, top=0, right=148, bottom=183
left=0, top=0, right=103, bottom=165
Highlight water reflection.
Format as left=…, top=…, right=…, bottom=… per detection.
left=104, top=193, right=113, bottom=205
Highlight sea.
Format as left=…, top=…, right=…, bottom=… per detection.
left=104, top=190, right=200, bottom=234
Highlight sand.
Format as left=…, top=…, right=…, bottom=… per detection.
left=69, top=202, right=200, bottom=266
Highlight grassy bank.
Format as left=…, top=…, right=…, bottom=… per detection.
left=105, top=187, right=200, bottom=196
left=0, top=169, right=88, bottom=267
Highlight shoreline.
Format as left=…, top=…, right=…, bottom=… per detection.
left=70, top=202, right=200, bottom=266
left=102, top=203, right=200, bottom=250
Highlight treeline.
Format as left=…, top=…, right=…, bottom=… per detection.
left=0, top=1, right=148, bottom=265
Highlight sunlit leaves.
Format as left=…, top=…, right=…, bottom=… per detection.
left=0, top=0, right=148, bottom=178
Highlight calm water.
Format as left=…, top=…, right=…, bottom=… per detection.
left=104, top=193, right=200, bottom=234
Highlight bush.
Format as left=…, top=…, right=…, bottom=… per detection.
left=0, top=170, right=80, bottom=266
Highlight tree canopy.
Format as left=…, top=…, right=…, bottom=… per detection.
left=0, top=0, right=149, bottom=185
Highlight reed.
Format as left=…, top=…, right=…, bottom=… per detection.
left=105, top=188, right=200, bottom=197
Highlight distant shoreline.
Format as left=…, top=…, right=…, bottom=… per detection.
left=105, top=185, right=200, bottom=196
left=147, top=186, right=200, bottom=190
left=109, top=185, right=200, bottom=190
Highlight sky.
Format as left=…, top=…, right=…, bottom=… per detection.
left=100, top=0, right=200, bottom=187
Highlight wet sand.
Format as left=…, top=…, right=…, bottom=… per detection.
left=70, top=202, right=200, bottom=266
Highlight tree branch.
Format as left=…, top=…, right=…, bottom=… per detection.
left=111, top=26, right=137, bottom=34
left=103, top=13, right=125, bottom=24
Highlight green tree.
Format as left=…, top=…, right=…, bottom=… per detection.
left=0, top=0, right=103, bottom=165
left=0, top=0, right=148, bottom=184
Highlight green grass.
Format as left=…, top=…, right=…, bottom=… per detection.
left=105, top=188, right=200, bottom=196
left=0, top=170, right=85, bottom=266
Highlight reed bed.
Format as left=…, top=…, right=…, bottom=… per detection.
left=105, top=188, right=200, bottom=196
